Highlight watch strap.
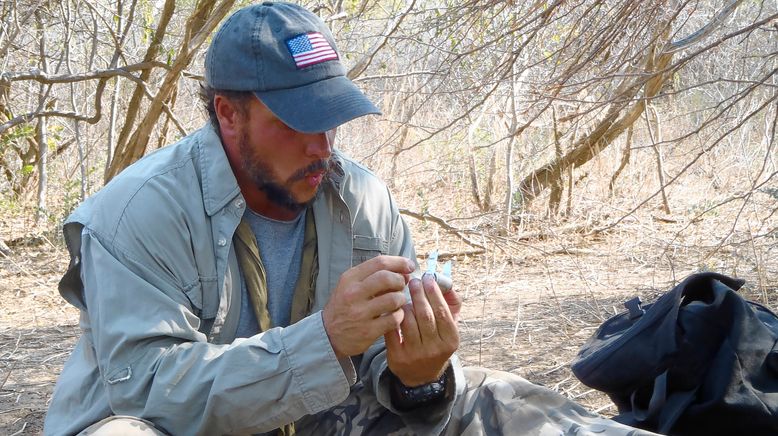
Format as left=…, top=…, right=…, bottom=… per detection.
left=389, top=369, right=448, bottom=411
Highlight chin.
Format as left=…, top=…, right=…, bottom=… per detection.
left=294, top=187, right=321, bottom=208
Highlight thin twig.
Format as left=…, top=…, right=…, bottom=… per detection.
left=9, top=422, right=28, bottom=436
left=0, top=360, right=17, bottom=390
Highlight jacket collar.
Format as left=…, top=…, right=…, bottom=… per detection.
left=198, top=124, right=241, bottom=217
left=326, top=150, right=345, bottom=193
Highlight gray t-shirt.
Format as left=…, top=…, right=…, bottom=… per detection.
left=235, top=209, right=306, bottom=337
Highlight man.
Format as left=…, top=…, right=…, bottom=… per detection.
left=46, top=3, right=656, bottom=435
left=46, top=3, right=459, bottom=434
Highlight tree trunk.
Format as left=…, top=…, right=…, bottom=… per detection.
left=467, top=104, right=490, bottom=211
left=609, top=125, right=634, bottom=196
left=503, top=135, right=515, bottom=234
left=156, top=85, right=179, bottom=150
left=106, top=0, right=176, bottom=179
left=518, top=33, right=676, bottom=204
left=389, top=76, right=416, bottom=190
left=468, top=152, right=483, bottom=210
left=646, top=104, right=671, bottom=214
left=35, top=8, right=48, bottom=224
left=548, top=107, right=563, bottom=217
left=106, top=77, right=121, bottom=181
left=105, top=0, right=236, bottom=181
left=65, top=0, right=87, bottom=201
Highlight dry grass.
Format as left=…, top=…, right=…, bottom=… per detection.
left=0, top=228, right=79, bottom=435
left=1, top=192, right=775, bottom=434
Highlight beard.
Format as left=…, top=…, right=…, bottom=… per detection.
left=238, top=131, right=331, bottom=214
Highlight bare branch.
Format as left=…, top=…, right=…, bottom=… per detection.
left=0, top=61, right=170, bottom=84
left=665, top=0, right=746, bottom=53
left=400, top=208, right=486, bottom=250
left=0, top=61, right=186, bottom=137
left=347, top=0, right=416, bottom=80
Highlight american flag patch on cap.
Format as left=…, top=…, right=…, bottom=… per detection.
left=285, top=32, right=339, bottom=69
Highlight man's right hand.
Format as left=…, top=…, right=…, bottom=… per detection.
left=322, top=255, right=415, bottom=359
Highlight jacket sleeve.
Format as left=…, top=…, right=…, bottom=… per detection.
left=355, top=188, right=466, bottom=435
left=78, top=227, right=352, bottom=435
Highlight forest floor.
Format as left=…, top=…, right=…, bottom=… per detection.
left=1, top=207, right=776, bottom=435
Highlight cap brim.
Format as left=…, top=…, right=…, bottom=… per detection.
left=255, top=76, right=381, bottom=134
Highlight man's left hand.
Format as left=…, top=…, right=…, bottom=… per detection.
left=384, top=274, right=461, bottom=387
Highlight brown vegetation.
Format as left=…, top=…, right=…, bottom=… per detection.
left=1, top=0, right=776, bottom=434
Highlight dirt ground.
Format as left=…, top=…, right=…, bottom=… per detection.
left=1, top=213, right=776, bottom=435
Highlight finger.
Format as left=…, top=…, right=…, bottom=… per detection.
left=381, top=307, right=405, bottom=333
left=398, top=303, right=421, bottom=347
left=337, top=270, right=406, bottom=307
left=384, top=326, right=402, bottom=352
left=421, top=274, right=459, bottom=343
left=443, top=289, right=463, bottom=323
left=360, top=269, right=409, bottom=298
left=421, top=273, right=448, bottom=312
left=345, top=255, right=415, bottom=282
left=362, top=307, right=404, bottom=342
left=409, top=277, right=437, bottom=340
left=363, top=291, right=407, bottom=319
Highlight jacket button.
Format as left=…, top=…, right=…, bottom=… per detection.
left=234, top=198, right=244, bottom=209
left=217, top=237, right=227, bottom=247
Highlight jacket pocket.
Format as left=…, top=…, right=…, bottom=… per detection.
left=352, top=235, right=388, bottom=266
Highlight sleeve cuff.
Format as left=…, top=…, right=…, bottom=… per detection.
left=278, top=311, right=353, bottom=414
left=340, top=357, right=357, bottom=386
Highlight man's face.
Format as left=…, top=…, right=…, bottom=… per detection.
left=235, top=97, right=335, bottom=214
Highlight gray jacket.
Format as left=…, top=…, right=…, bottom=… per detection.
left=44, top=125, right=462, bottom=435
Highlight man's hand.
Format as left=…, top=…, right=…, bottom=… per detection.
left=384, top=274, right=461, bottom=387
left=323, top=255, right=415, bottom=359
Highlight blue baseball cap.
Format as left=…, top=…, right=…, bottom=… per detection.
left=205, top=2, right=380, bottom=133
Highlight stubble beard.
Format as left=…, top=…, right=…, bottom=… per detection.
left=238, top=132, right=331, bottom=214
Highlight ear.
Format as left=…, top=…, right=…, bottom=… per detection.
left=214, top=94, right=243, bottom=141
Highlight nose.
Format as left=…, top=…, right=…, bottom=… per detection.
left=304, top=129, right=334, bottom=159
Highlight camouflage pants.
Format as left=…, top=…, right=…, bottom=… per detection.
left=81, top=368, right=657, bottom=435
left=297, top=367, right=658, bottom=436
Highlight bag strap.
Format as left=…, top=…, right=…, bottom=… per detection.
left=627, top=370, right=699, bottom=433
left=657, top=383, right=698, bottom=434
left=629, top=370, right=667, bottom=423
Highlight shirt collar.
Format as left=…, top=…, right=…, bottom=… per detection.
left=198, top=124, right=241, bottom=217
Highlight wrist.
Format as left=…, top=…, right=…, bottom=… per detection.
left=388, top=369, right=448, bottom=411
left=321, top=310, right=347, bottom=359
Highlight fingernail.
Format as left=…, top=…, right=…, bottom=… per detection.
left=407, top=260, right=416, bottom=272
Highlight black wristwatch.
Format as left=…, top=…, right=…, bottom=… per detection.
left=389, top=369, right=448, bottom=411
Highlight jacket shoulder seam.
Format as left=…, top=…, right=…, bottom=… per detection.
left=109, top=157, right=195, bottom=244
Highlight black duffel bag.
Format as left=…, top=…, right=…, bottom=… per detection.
left=571, top=272, right=778, bottom=435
